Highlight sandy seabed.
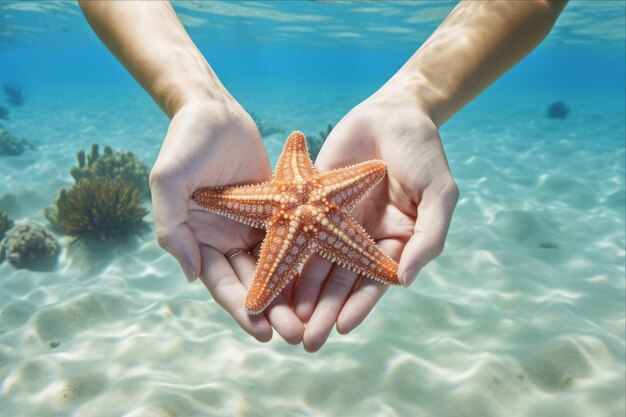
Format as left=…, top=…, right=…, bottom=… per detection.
left=0, top=86, right=624, bottom=417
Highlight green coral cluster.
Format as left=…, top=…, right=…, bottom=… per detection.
left=70, top=143, right=150, bottom=198
left=0, top=223, right=60, bottom=270
left=0, top=211, right=14, bottom=240
left=44, top=143, right=150, bottom=243
left=46, top=178, right=148, bottom=242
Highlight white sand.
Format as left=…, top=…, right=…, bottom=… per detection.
left=0, top=84, right=624, bottom=417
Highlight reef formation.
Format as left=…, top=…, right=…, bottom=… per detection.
left=46, top=177, right=148, bottom=242
left=0, top=128, right=34, bottom=156
left=547, top=101, right=570, bottom=119
left=3, top=84, right=24, bottom=107
left=70, top=143, right=150, bottom=198
left=0, top=211, right=14, bottom=241
left=0, top=223, right=60, bottom=270
left=250, top=112, right=284, bottom=137
left=305, top=123, right=333, bottom=161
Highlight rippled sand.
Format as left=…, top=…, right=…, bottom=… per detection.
left=0, top=86, right=624, bottom=417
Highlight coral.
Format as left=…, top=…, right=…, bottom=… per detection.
left=539, top=241, right=559, bottom=249
left=250, top=112, right=284, bottom=137
left=0, top=224, right=60, bottom=270
left=547, top=101, right=570, bottom=119
left=0, top=211, right=14, bottom=240
left=3, top=84, right=24, bottom=106
left=0, top=128, right=34, bottom=156
left=0, top=105, right=8, bottom=120
left=70, top=143, right=150, bottom=198
left=305, top=124, right=333, bottom=160
left=45, top=178, right=148, bottom=242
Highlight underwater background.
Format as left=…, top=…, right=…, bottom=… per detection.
left=1, top=1, right=625, bottom=416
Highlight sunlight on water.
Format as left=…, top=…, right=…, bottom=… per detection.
left=0, top=1, right=624, bottom=416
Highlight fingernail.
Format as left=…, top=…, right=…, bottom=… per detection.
left=337, top=323, right=353, bottom=335
left=402, top=266, right=421, bottom=287
left=182, top=262, right=197, bottom=283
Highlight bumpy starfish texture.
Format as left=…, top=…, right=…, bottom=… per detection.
left=192, top=131, right=399, bottom=314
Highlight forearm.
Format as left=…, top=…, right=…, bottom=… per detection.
left=79, top=0, right=227, bottom=118
left=392, top=0, right=567, bottom=127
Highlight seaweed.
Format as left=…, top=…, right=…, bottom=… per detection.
left=0, top=223, right=59, bottom=270
left=45, top=177, right=148, bottom=242
left=3, top=84, right=24, bottom=107
left=0, top=128, right=35, bottom=156
left=0, top=211, right=14, bottom=241
left=305, top=124, right=333, bottom=161
left=547, top=101, right=570, bottom=119
left=70, top=143, right=150, bottom=198
left=250, top=112, right=284, bottom=137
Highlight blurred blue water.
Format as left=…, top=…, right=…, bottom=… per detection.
left=1, top=1, right=624, bottom=110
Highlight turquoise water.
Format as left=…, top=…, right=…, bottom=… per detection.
left=1, top=1, right=625, bottom=416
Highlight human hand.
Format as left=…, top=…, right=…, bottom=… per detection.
left=294, top=85, right=459, bottom=352
left=150, top=99, right=304, bottom=344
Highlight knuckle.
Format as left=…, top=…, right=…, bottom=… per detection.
left=211, top=273, right=238, bottom=293
left=317, top=300, right=339, bottom=315
left=431, top=239, right=446, bottom=258
left=148, top=166, right=165, bottom=190
left=444, top=179, right=460, bottom=202
left=331, top=270, right=356, bottom=289
left=155, top=228, right=175, bottom=250
left=149, top=164, right=178, bottom=191
left=300, top=272, right=327, bottom=285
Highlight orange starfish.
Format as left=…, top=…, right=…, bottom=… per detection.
left=192, top=131, right=399, bottom=314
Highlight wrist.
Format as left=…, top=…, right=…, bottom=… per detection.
left=369, top=67, right=440, bottom=130
left=381, top=63, right=449, bottom=127
left=160, top=68, right=231, bottom=119
left=171, top=91, right=254, bottom=144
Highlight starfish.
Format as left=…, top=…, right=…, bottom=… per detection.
left=192, top=131, right=399, bottom=314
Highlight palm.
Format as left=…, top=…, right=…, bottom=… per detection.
left=317, top=102, right=450, bottom=254
left=151, top=102, right=303, bottom=344
left=295, top=98, right=458, bottom=352
left=155, top=103, right=270, bottom=252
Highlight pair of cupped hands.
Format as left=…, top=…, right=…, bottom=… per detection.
left=149, top=82, right=458, bottom=352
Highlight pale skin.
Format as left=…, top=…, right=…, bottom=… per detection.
left=80, top=0, right=567, bottom=350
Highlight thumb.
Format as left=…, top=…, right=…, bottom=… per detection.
left=398, top=181, right=458, bottom=287
left=151, top=169, right=201, bottom=282
left=156, top=223, right=201, bottom=283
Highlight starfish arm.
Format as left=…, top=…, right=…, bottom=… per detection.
left=245, top=217, right=312, bottom=314
left=315, top=211, right=399, bottom=285
left=317, top=160, right=386, bottom=212
left=191, top=183, right=281, bottom=228
left=273, top=131, right=318, bottom=182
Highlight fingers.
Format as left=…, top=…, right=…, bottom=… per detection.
left=294, top=254, right=334, bottom=321
left=398, top=178, right=459, bottom=287
left=302, top=239, right=403, bottom=352
left=302, top=264, right=359, bottom=352
left=280, top=278, right=296, bottom=308
left=228, top=250, right=304, bottom=345
left=264, top=289, right=304, bottom=345
left=336, top=279, right=387, bottom=335
left=198, top=245, right=272, bottom=342
left=336, top=238, right=402, bottom=335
